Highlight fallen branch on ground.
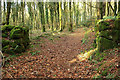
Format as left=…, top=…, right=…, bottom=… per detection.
left=69, top=48, right=98, bottom=64
left=0, top=51, right=13, bottom=78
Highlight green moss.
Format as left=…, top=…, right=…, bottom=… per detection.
left=2, top=39, right=10, bottom=47
left=98, top=21, right=110, bottom=31
left=14, top=39, right=23, bottom=44
left=1, top=25, right=15, bottom=32
left=117, top=12, right=120, bottom=19
left=10, top=42, right=18, bottom=48
left=97, top=37, right=114, bottom=52
left=114, top=19, right=120, bottom=30
left=2, top=45, right=15, bottom=54
left=96, top=19, right=120, bottom=52
left=10, top=29, right=23, bottom=39
left=13, top=26, right=23, bottom=30
left=2, top=25, right=30, bottom=54
left=2, top=33, right=8, bottom=38
left=23, top=38, right=30, bottom=48
left=100, top=30, right=120, bottom=41
left=14, top=44, right=25, bottom=53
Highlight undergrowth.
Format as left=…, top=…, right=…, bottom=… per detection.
left=91, top=48, right=119, bottom=78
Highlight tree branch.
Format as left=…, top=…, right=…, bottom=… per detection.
left=108, top=2, right=114, bottom=12
left=81, top=2, right=99, bottom=9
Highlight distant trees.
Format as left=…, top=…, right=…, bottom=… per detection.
left=38, top=2, right=45, bottom=32
left=118, top=1, right=120, bottom=13
left=69, top=1, right=73, bottom=32
left=0, top=0, right=1, bottom=25
left=6, top=2, right=11, bottom=25
left=21, top=0, right=25, bottom=26
left=59, top=2, right=62, bottom=32
left=1, top=0, right=120, bottom=32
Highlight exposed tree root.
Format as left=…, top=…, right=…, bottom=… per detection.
left=69, top=48, right=98, bottom=64
left=0, top=51, right=13, bottom=78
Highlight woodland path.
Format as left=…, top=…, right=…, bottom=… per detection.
left=3, top=28, right=98, bottom=78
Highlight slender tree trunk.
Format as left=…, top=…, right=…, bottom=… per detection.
left=69, top=1, right=73, bottom=32
left=59, top=2, right=62, bottom=32
left=54, top=2, right=58, bottom=31
left=50, top=3, right=54, bottom=31
left=90, top=2, right=92, bottom=17
left=16, top=1, right=19, bottom=25
left=12, top=7, right=15, bottom=25
left=3, top=2, right=6, bottom=22
left=33, top=2, right=36, bottom=29
left=57, top=2, right=59, bottom=26
left=100, top=2, right=103, bottom=19
left=0, top=0, right=2, bottom=59
left=118, top=1, right=120, bottom=13
left=0, top=1, right=1, bottom=24
left=6, top=2, right=11, bottom=25
left=45, top=2, right=49, bottom=26
left=73, top=2, right=75, bottom=26
left=63, top=2, right=67, bottom=29
left=106, top=2, right=109, bottom=16
left=21, top=0, right=25, bottom=26
left=27, top=3, right=33, bottom=30
left=76, top=2, right=79, bottom=26
left=83, top=2, right=86, bottom=21
left=38, top=2, right=45, bottom=32
left=96, top=2, right=100, bottom=19
left=114, top=1, right=117, bottom=16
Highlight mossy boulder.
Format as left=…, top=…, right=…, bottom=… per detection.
left=96, top=20, right=116, bottom=31
left=2, top=25, right=30, bottom=54
left=2, top=33, right=8, bottom=38
left=114, top=19, right=120, bottom=30
left=96, top=21, right=109, bottom=31
left=1, top=25, right=15, bottom=32
left=97, top=37, right=115, bottom=52
left=95, top=18, right=120, bottom=52
left=10, top=29, right=23, bottom=39
left=2, top=45, right=14, bottom=54
left=2, top=39, right=11, bottom=47
left=100, top=30, right=120, bottom=41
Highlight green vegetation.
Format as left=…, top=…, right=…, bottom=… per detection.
left=1, top=25, right=30, bottom=54
left=0, top=0, right=120, bottom=79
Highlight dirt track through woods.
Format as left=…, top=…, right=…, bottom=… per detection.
left=3, top=28, right=98, bottom=78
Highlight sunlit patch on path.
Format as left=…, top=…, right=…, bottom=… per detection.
left=2, top=28, right=98, bottom=78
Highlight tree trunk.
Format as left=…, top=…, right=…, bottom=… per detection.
left=6, top=2, right=11, bottom=25
left=45, top=2, right=49, bottom=26
left=106, top=2, right=109, bottom=16
left=114, top=1, right=117, bottom=16
left=3, top=2, right=6, bottom=22
left=118, top=1, right=120, bottom=13
left=50, top=3, right=54, bottom=31
left=59, top=2, right=62, bottom=32
left=0, top=0, right=2, bottom=57
left=90, top=2, right=92, bottom=17
left=63, top=2, right=67, bottom=29
left=16, top=1, right=19, bottom=25
left=38, top=2, right=45, bottom=32
left=21, top=0, right=25, bottom=26
left=76, top=2, right=79, bottom=26
left=83, top=2, right=86, bottom=21
left=27, top=3, right=34, bottom=30
left=12, top=7, right=15, bottom=25
left=100, top=2, right=103, bottom=19
left=0, top=0, right=1, bottom=24
left=69, top=1, right=73, bottom=32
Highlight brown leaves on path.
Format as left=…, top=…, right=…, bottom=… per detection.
left=2, top=28, right=101, bottom=78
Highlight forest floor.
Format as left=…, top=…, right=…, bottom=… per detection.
left=2, top=27, right=120, bottom=78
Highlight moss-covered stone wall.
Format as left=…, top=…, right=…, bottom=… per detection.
left=1, top=25, right=30, bottom=54
left=95, top=19, right=120, bottom=52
